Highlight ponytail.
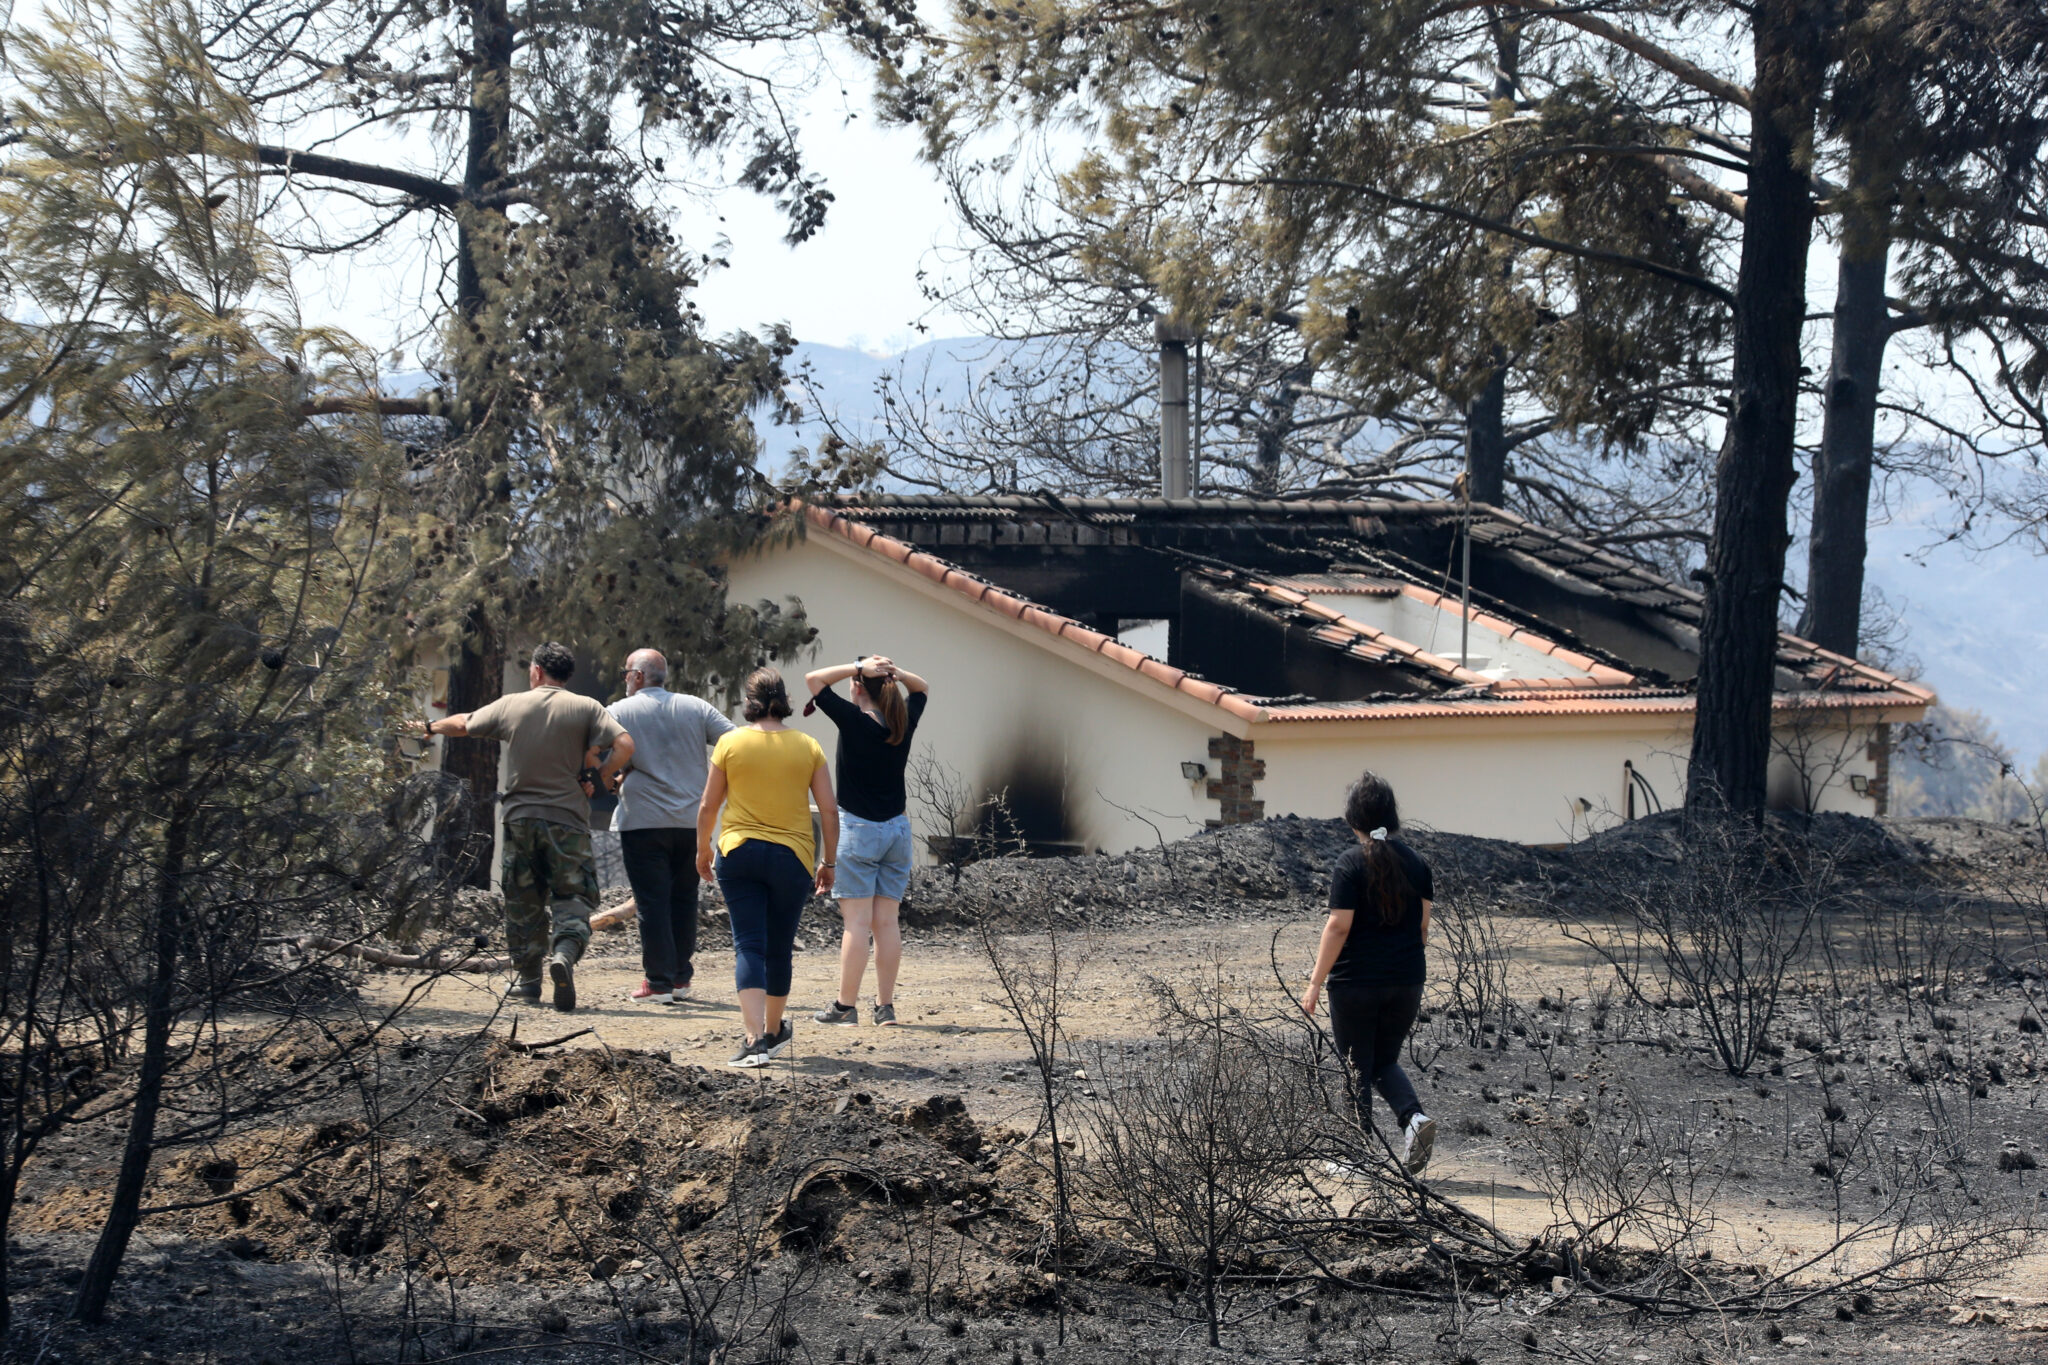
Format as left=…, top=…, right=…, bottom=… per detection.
left=856, top=671, right=910, bottom=745
left=1343, top=771, right=1412, bottom=926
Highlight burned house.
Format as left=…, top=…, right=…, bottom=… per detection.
left=724, top=494, right=1931, bottom=851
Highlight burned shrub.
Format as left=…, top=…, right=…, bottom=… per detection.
left=1565, top=815, right=1833, bottom=1076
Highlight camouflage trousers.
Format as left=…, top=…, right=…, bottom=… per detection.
left=501, top=818, right=597, bottom=983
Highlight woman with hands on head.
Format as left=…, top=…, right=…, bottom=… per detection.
left=803, top=654, right=930, bottom=1028
left=1300, top=771, right=1438, bottom=1175
left=696, top=668, right=837, bottom=1068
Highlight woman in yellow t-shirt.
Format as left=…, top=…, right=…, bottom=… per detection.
left=696, top=668, right=838, bottom=1067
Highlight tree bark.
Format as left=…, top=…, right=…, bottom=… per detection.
left=1252, top=359, right=1311, bottom=493
left=1465, top=16, right=1517, bottom=510
left=1466, top=357, right=1509, bottom=506
left=442, top=605, right=503, bottom=887
left=442, top=0, right=516, bottom=887
left=1802, top=171, right=1893, bottom=657
left=1687, top=2, right=1827, bottom=817
left=70, top=801, right=189, bottom=1322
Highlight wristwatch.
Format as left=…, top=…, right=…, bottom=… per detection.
left=421, top=717, right=435, bottom=738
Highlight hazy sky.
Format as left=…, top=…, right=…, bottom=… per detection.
left=284, top=63, right=962, bottom=358
left=672, top=86, right=964, bottom=353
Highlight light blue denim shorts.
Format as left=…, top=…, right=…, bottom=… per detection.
left=836, top=812, right=913, bottom=901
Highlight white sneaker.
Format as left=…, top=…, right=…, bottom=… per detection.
left=1401, top=1114, right=1438, bottom=1174
left=671, top=984, right=692, bottom=1003
left=1321, top=1159, right=1369, bottom=1182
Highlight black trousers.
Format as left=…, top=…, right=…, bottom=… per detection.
left=1326, top=981, right=1425, bottom=1129
left=619, top=827, right=700, bottom=990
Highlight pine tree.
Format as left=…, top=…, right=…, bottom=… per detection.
left=195, top=0, right=838, bottom=865
left=0, top=0, right=449, bottom=1324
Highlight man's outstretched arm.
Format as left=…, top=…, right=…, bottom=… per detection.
left=424, top=713, right=473, bottom=738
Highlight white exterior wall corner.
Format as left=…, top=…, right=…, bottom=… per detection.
left=724, top=533, right=1230, bottom=856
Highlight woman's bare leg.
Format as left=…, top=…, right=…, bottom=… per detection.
left=739, top=987, right=766, bottom=1040
left=836, top=897, right=875, bottom=1007
left=872, top=898, right=903, bottom=1006
left=765, top=995, right=787, bottom=1035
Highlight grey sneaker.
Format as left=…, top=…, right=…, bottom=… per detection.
left=548, top=954, right=576, bottom=1013
left=1402, top=1114, right=1438, bottom=1174
left=761, top=1020, right=794, bottom=1059
left=727, top=1036, right=770, bottom=1069
left=872, top=1003, right=898, bottom=1027
left=815, top=1001, right=859, bottom=1026
left=504, top=978, right=541, bottom=1004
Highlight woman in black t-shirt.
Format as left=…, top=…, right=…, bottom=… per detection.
left=803, top=654, right=930, bottom=1027
left=1299, top=771, right=1438, bottom=1174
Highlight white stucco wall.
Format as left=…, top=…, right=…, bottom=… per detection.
left=1258, top=714, right=1891, bottom=843
left=727, top=534, right=1228, bottom=856
left=1250, top=718, right=1695, bottom=844
left=725, top=533, right=1903, bottom=850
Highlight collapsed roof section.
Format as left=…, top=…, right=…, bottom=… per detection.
left=802, top=495, right=1933, bottom=725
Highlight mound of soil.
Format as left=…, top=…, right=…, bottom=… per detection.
left=16, top=1032, right=1058, bottom=1313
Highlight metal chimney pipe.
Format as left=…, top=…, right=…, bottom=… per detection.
left=1156, top=317, right=1196, bottom=499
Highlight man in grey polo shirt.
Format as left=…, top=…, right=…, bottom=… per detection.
left=608, top=648, right=735, bottom=1003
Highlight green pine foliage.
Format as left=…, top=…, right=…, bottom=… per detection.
left=0, top=2, right=462, bottom=1324
left=195, top=0, right=852, bottom=700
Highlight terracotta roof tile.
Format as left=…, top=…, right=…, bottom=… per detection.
left=798, top=502, right=1926, bottom=728
left=1261, top=687, right=1928, bottom=723
left=1216, top=571, right=1496, bottom=687
left=1394, top=583, right=1637, bottom=685
left=804, top=503, right=1268, bottom=721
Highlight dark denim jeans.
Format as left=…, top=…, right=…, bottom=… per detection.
left=1327, top=981, right=1425, bottom=1129
left=620, top=827, right=700, bottom=991
left=714, top=838, right=812, bottom=996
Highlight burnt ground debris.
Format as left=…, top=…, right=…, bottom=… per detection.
left=9, top=812, right=2048, bottom=1363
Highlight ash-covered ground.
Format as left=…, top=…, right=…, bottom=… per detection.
left=10, top=812, right=2048, bottom=1364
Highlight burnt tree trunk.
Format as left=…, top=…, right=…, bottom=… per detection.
left=1252, top=359, right=1311, bottom=493
left=1466, top=16, right=1519, bottom=510
left=442, top=0, right=516, bottom=886
left=1801, top=171, right=1893, bottom=658
left=70, top=800, right=189, bottom=1322
left=1466, top=358, right=1509, bottom=507
left=442, top=605, right=504, bottom=884
left=1687, top=2, right=1828, bottom=817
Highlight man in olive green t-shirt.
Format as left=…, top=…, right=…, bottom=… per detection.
left=423, top=642, right=635, bottom=1012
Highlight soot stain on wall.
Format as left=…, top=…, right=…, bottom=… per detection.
left=975, top=734, right=1073, bottom=851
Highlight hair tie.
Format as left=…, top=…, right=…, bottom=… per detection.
left=1369, top=826, right=1389, bottom=841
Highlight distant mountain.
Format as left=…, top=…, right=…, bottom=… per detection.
left=1858, top=519, right=2048, bottom=764
left=759, top=338, right=1004, bottom=467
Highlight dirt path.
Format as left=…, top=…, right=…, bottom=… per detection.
left=360, top=910, right=2048, bottom=1306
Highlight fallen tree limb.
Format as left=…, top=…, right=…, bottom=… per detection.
left=505, top=1025, right=594, bottom=1053
left=263, top=934, right=507, bottom=973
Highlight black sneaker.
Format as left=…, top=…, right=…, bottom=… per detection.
left=761, top=1019, right=794, bottom=1060
left=548, top=954, right=576, bottom=1013
left=872, top=1003, right=898, bottom=1026
left=504, top=978, right=541, bottom=1004
left=814, top=1001, right=859, bottom=1026
left=727, top=1036, right=770, bottom=1069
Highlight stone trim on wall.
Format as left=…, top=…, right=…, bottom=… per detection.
left=1205, top=734, right=1266, bottom=826
left=1867, top=723, right=1891, bottom=818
